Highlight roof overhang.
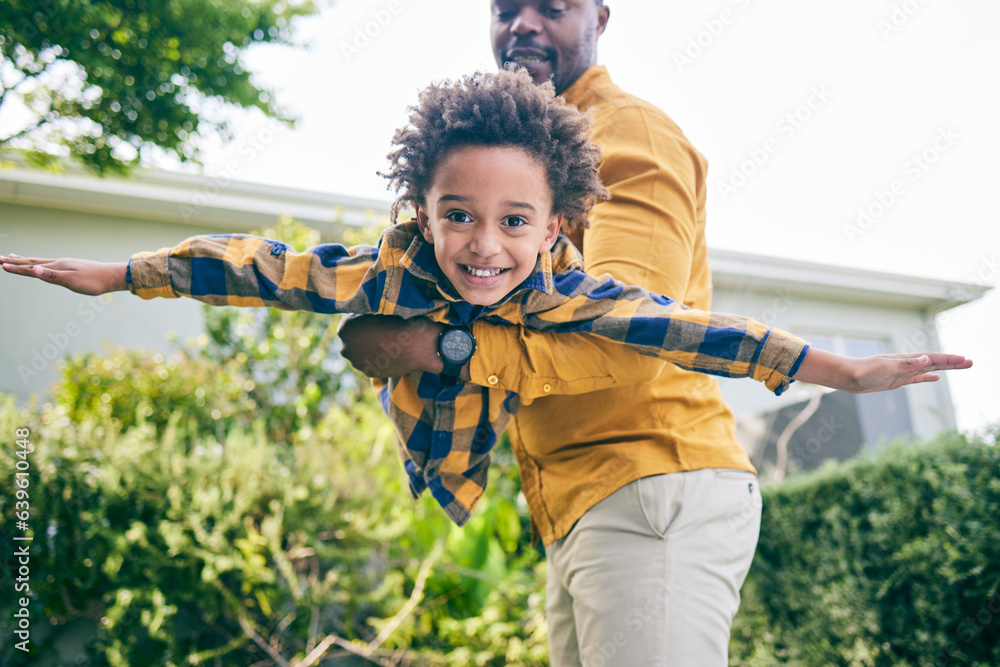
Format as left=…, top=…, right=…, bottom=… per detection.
left=1, top=164, right=990, bottom=313
left=710, top=247, right=991, bottom=313
left=0, top=163, right=393, bottom=236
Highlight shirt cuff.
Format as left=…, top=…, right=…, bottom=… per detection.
left=752, top=329, right=810, bottom=396
left=127, top=250, right=178, bottom=300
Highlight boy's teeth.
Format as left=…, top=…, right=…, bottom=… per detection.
left=464, top=265, right=504, bottom=278
left=513, top=56, right=545, bottom=65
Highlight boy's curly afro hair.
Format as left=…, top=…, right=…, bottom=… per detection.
left=381, top=68, right=609, bottom=226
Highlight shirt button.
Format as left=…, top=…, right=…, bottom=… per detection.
left=543, top=383, right=552, bottom=393
left=487, top=375, right=500, bottom=386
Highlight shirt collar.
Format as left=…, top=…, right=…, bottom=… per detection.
left=561, top=65, right=611, bottom=109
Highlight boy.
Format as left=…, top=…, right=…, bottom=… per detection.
left=0, top=69, right=972, bottom=525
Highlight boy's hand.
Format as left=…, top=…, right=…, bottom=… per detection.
left=794, top=347, right=973, bottom=393
left=0, top=254, right=129, bottom=295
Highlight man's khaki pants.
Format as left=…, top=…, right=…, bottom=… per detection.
left=545, top=468, right=762, bottom=666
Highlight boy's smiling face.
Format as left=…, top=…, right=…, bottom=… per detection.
left=416, top=145, right=562, bottom=306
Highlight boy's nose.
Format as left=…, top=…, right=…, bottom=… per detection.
left=470, top=227, right=502, bottom=257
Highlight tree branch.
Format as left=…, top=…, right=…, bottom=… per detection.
left=773, top=387, right=823, bottom=482
left=369, top=545, right=441, bottom=650
left=0, top=61, right=60, bottom=146
left=238, top=614, right=292, bottom=667
left=0, top=118, right=47, bottom=146
left=297, top=633, right=389, bottom=667
left=293, top=544, right=443, bottom=667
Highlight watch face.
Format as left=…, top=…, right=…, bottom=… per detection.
left=440, top=329, right=474, bottom=363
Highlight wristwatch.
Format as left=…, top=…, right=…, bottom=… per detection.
left=437, top=325, right=476, bottom=386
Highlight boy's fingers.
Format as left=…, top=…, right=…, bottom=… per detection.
left=1, top=256, right=52, bottom=266
left=2, top=262, right=57, bottom=282
left=1, top=263, right=32, bottom=276
left=32, top=266, right=55, bottom=281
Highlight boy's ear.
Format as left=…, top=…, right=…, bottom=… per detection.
left=539, top=214, right=563, bottom=253
left=415, top=204, right=433, bottom=243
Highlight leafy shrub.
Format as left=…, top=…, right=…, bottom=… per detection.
left=0, top=218, right=547, bottom=666
left=0, top=392, right=545, bottom=666
left=52, top=345, right=257, bottom=441
left=731, top=427, right=1000, bottom=667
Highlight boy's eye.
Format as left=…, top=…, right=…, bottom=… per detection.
left=446, top=211, right=473, bottom=224
left=504, top=215, right=528, bottom=228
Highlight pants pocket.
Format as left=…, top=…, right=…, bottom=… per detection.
left=635, top=474, right=683, bottom=539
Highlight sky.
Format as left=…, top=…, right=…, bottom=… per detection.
left=197, top=0, right=998, bottom=433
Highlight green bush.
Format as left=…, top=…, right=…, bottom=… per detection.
left=731, top=427, right=1000, bottom=667
left=52, top=345, right=257, bottom=440
left=0, top=393, right=417, bottom=666
left=0, top=218, right=547, bottom=666
left=0, top=394, right=545, bottom=666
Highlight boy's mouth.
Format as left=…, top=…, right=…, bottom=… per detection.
left=461, top=264, right=508, bottom=278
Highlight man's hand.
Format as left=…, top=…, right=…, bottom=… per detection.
left=339, top=314, right=467, bottom=379
left=793, top=347, right=973, bottom=393
left=1, top=254, right=128, bottom=295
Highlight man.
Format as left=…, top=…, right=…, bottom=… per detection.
left=340, top=2, right=760, bottom=663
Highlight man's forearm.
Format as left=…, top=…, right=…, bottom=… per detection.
left=339, top=315, right=471, bottom=380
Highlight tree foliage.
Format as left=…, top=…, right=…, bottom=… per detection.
left=0, top=0, right=316, bottom=174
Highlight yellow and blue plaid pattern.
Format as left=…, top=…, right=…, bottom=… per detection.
left=128, top=221, right=808, bottom=525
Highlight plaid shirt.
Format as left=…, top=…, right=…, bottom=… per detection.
left=128, top=221, right=809, bottom=524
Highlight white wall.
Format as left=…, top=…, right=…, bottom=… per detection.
left=0, top=205, right=261, bottom=402
left=711, top=283, right=957, bottom=443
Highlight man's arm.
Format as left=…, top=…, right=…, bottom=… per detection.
left=338, top=315, right=450, bottom=378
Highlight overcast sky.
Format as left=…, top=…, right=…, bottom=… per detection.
left=199, top=0, right=999, bottom=433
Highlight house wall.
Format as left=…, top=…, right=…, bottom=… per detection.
left=0, top=204, right=259, bottom=402
left=711, top=282, right=957, bottom=468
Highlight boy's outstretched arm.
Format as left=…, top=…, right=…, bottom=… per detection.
left=0, top=254, right=128, bottom=295
left=792, top=348, right=973, bottom=393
